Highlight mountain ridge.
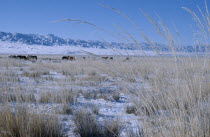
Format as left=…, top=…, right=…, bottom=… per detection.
left=0, top=31, right=207, bottom=52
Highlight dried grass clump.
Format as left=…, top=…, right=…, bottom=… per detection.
left=73, top=109, right=103, bottom=137
left=22, top=71, right=50, bottom=79
left=62, top=103, right=74, bottom=115
left=125, top=126, right=144, bottom=137
left=0, top=58, right=25, bottom=68
left=104, top=120, right=122, bottom=137
left=73, top=109, right=122, bottom=137
left=126, top=105, right=138, bottom=115
left=0, top=107, right=64, bottom=137
left=119, top=58, right=210, bottom=137
left=39, top=89, right=77, bottom=104
left=0, top=93, right=36, bottom=103
left=0, top=71, right=20, bottom=83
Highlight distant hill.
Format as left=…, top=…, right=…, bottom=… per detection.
left=0, top=31, right=207, bottom=52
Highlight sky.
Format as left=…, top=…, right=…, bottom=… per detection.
left=0, top=0, right=207, bottom=44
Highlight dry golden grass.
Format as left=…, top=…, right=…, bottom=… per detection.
left=0, top=55, right=209, bottom=137
left=0, top=107, right=64, bottom=137
left=73, top=108, right=122, bottom=137
left=96, top=11, right=210, bottom=137
left=106, top=57, right=210, bottom=137
left=39, top=89, right=78, bottom=104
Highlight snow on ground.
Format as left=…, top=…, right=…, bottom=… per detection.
left=0, top=63, right=142, bottom=137
left=0, top=41, right=157, bottom=56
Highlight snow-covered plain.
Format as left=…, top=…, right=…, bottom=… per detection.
left=0, top=41, right=157, bottom=56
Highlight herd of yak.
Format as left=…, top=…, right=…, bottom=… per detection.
left=8, top=55, right=129, bottom=61
left=9, top=55, right=38, bottom=60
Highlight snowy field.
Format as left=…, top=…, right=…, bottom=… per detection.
left=0, top=56, right=144, bottom=136
left=0, top=41, right=157, bottom=56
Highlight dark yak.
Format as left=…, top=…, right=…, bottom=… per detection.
left=16, top=55, right=27, bottom=60
left=27, top=55, right=37, bottom=61
left=62, top=56, right=68, bottom=60
left=9, top=55, right=17, bottom=59
left=9, top=55, right=37, bottom=61
left=126, top=57, right=130, bottom=60
left=102, top=57, right=109, bottom=59
left=62, top=56, right=75, bottom=61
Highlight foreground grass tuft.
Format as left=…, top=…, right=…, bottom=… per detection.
left=73, top=109, right=122, bottom=137
left=0, top=107, right=64, bottom=137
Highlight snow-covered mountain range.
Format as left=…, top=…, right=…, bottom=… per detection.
left=0, top=31, right=207, bottom=53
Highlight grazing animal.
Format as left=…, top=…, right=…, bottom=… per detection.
left=27, top=55, right=37, bottom=61
left=109, top=57, right=113, bottom=60
left=68, top=56, right=75, bottom=60
left=9, top=55, right=17, bottom=59
left=126, top=57, right=130, bottom=60
left=9, top=55, right=37, bottom=61
left=83, top=57, right=86, bottom=60
left=102, top=57, right=109, bottom=59
left=62, top=56, right=75, bottom=61
left=62, top=56, right=68, bottom=60
left=17, top=55, right=27, bottom=60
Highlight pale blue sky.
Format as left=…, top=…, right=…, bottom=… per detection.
left=0, top=0, right=207, bottom=44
